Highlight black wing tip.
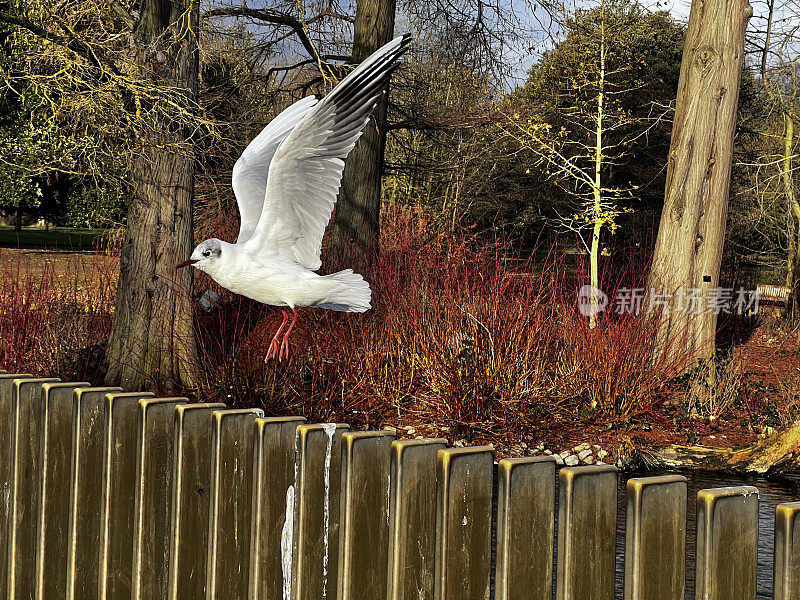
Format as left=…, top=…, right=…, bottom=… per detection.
left=393, top=33, right=412, bottom=57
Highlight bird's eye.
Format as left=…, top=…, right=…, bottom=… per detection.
left=203, top=251, right=211, bottom=257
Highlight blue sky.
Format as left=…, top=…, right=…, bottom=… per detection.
left=501, top=0, right=692, bottom=85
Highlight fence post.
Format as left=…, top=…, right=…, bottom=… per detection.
left=6, top=377, right=58, bottom=600
left=433, top=445, right=494, bottom=600
left=387, top=438, right=447, bottom=600
left=248, top=417, right=306, bottom=600
left=337, top=430, right=396, bottom=600
left=97, top=391, right=156, bottom=600
left=0, top=374, right=31, bottom=600
left=35, top=381, right=90, bottom=600
left=556, top=465, right=618, bottom=600
left=131, top=397, right=188, bottom=599
left=291, top=423, right=350, bottom=600
left=774, top=501, right=800, bottom=600
left=205, top=408, right=264, bottom=600
left=624, top=475, right=687, bottom=600
left=695, top=486, right=758, bottom=600
left=495, top=456, right=557, bottom=600
left=167, top=403, right=226, bottom=600
left=65, top=387, right=123, bottom=600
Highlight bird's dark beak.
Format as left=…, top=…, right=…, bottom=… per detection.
left=176, top=259, right=199, bottom=269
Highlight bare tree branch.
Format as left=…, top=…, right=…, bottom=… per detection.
left=0, top=10, right=121, bottom=78
left=203, top=7, right=321, bottom=61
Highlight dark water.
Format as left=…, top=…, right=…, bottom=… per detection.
left=611, top=470, right=800, bottom=599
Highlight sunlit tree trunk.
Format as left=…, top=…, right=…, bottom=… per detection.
left=647, top=0, right=752, bottom=371
left=760, top=0, right=799, bottom=326
left=588, top=11, right=606, bottom=329
left=781, top=114, right=800, bottom=328
left=329, top=0, right=396, bottom=271
left=105, top=0, right=200, bottom=390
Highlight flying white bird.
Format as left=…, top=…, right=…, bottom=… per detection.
left=177, top=35, right=410, bottom=361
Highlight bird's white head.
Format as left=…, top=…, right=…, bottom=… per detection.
left=176, top=238, right=224, bottom=273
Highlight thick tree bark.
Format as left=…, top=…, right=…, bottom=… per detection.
left=105, top=0, right=200, bottom=390
left=328, top=0, right=396, bottom=272
left=647, top=0, right=752, bottom=371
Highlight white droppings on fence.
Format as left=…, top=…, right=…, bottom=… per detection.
left=386, top=479, right=391, bottom=526
left=234, top=455, right=240, bottom=550
left=281, top=484, right=295, bottom=600
left=321, top=423, right=337, bottom=599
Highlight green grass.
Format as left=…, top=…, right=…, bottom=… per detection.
left=0, top=226, right=108, bottom=251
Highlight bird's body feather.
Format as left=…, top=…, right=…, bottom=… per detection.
left=195, top=242, right=370, bottom=312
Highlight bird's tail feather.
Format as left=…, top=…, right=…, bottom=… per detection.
left=316, top=269, right=372, bottom=312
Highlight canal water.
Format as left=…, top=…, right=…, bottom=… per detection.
left=612, top=470, right=800, bottom=599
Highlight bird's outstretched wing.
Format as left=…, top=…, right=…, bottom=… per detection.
left=231, top=95, right=319, bottom=243
left=247, top=34, right=411, bottom=270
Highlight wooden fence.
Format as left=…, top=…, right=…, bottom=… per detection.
left=0, top=372, right=795, bottom=600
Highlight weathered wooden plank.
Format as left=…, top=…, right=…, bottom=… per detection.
left=248, top=417, right=306, bottom=600
left=131, top=397, right=188, bottom=599
left=97, top=391, right=155, bottom=600
left=695, top=486, right=758, bottom=600
left=774, top=501, right=800, bottom=600
left=7, top=377, right=58, bottom=600
left=65, top=386, right=122, bottom=600
left=556, top=465, right=618, bottom=600
left=292, top=423, right=349, bottom=600
left=35, top=382, right=89, bottom=600
left=434, top=446, right=494, bottom=600
left=624, top=475, right=687, bottom=600
left=337, top=430, right=395, bottom=600
left=0, top=373, right=31, bottom=600
left=167, top=403, right=226, bottom=600
left=205, top=408, right=263, bottom=599
left=387, top=438, right=447, bottom=600
left=495, top=456, right=556, bottom=600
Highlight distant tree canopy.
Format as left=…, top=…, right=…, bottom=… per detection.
left=727, top=0, right=799, bottom=285
left=503, top=0, right=685, bottom=240
left=380, top=0, right=686, bottom=244
left=0, top=0, right=685, bottom=243
left=0, top=0, right=139, bottom=229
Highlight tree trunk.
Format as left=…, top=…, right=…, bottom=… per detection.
left=647, top=0, right=752, bottom=371
left=328, top=0, right=396, bottom=272
left=105, top=0, right=200, bottom=390
left=649, top=421, right=800, bottom=475
left=14, top=205, right=21, bottom=232
left=588, top=15, right=606, bottom=330
left=780, top=113, right=800, bottom=329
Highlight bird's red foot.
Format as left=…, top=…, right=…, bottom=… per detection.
left=278, top=307, right=299, bottom=361
left=266, top=310, right=289, bottom=362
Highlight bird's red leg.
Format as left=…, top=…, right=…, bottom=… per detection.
left=266, top=310, right=289, bottom=361
left=279, top=307, right=299, bottom=361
